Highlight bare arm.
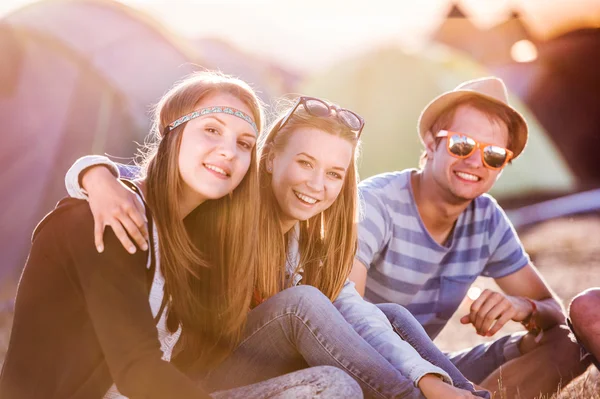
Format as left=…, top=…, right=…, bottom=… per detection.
left=494, top=263, right=565, bottom=330
left=348, top=259, right=368, bottom=297
left=461, top=264, right=565, bottom=337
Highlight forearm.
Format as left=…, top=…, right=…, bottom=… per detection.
left=65, top=155, right=141, bottom=199
left=529, top=296, right=566, bottom=330
left=495, top=264, right=567, bottom=331
left=65, top=155, right=120, bottom=198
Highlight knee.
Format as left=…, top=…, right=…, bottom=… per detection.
left=285, top=285, right=326, bottom=299
left=278, top=285, right=330, bottom=308
left=542, top=325, right=588, bottom=373
left=312, top=366, right=362, bottom=397
left=377, top=303, right=413, bottom=319
left=569, top=288, right=600, bottom=333
left=377, top=303, right=419, bottom=328
left=315, top=365, right=354, bottom=382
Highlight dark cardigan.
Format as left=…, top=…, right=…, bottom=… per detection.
left=0, top=194, right=210, bottom=399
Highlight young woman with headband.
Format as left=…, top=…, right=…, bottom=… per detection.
left=0, top=72, right=362, bottom=399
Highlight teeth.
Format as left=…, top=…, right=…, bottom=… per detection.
left=456, top=171, right=479, bottom=182
left=205, top=164, right=228, bottom=176
left=294, top=191, right=318, bottom=204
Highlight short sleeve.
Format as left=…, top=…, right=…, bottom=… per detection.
left=65, top=155, right=120, bottom=199
left=482, top=200, right=530, bottom=278
left=356, top=187, right=392, bottom=270
left=65, top=156, right=143, bottom=200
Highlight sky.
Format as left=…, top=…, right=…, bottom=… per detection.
left=1, top=0, right=599, bottom=72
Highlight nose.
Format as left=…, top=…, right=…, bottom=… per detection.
left=463, top=148, right=483, bottom=168
left=217, top=135, right=237, bottom=160
left=306, top=170, right=325, bottom=192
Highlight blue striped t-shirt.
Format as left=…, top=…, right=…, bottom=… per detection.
left=357, top=169, right=530, bottom=339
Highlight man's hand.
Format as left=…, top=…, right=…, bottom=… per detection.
left=460, top=289, right=533, bottom=336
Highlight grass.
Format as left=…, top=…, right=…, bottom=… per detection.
left=1, top=215, right=599, bottom=397
left=434, top=215, right=600, bottom=399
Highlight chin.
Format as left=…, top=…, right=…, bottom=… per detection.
left=194, top=187, right=230, bottom=201
left=294, top=212, right=314, bottom=222
left=290, top=208, right=316, bottom=222
left=452, top=189, right=482, bottom=201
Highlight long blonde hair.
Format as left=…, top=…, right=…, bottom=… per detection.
left=141, top=71, right=263, bottom=369
left=255, top=100, right=360, bottom=303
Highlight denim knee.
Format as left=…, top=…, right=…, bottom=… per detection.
left=377, top=303, right=412, bottom=320
left=278, top=285, right=330, bottom=306
left=312, top=366, right=363, bottom=397
left=376, top=303, right=421, bottom=330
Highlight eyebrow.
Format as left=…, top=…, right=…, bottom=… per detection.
left=203, top=115, right=257, bottom=139
left=202, top=115, right=226, bottom=125
left=241, top=132, right=257, bottom=140
left=296, top=152, right=347, bottom=172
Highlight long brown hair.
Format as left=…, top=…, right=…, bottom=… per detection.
left=141, top=71, right=263, bottom=369
left=255, top=100, right=360, bottom=302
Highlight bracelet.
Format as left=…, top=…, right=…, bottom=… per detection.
left=521, top=298, right=544, bottom=343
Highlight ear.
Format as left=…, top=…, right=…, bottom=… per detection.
left=266, top=149, right=275, bottom=174
left=423, top=131, right=437, bottom=159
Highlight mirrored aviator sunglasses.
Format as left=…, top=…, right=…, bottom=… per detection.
left=279, top=96, right=365, bottom=137
left=436, top=130, right=513, bottom=170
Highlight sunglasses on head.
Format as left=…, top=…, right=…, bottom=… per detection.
left=279, top=96, right=365, bottom=138
left=436, top=130, right=513, bottom=170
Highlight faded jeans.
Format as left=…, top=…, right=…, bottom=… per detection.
left=199, top=286, right=424, bottom=399
left=210, top=366, right=362, bottom=399
left=377, top=303, right=491, bottom=399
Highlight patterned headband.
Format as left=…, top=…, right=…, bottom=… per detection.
left=167, top=106, right=259, bottom=134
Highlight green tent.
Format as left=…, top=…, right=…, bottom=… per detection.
left=298, top=45, right=574, bottom=199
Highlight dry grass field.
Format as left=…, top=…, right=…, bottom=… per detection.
left=1, top=215, right=599, bottom=398
left=435, top=215, right=600, bottom=398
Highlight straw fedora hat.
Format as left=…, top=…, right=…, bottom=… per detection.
left=417, top=77, right=529, bottom=159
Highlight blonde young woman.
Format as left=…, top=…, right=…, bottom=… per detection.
left=0, top=73, right=363, bottom=399
left=254, top=97, right=487, bottom=399
left=61, top=97, right=488, bottom=398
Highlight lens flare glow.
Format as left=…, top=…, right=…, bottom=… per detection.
left=511, top=40, right=538, bottom=63
left=467, top=286, right=483, bottom=301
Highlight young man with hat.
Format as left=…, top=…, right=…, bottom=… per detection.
left=350, top=77, right=590, bottom=398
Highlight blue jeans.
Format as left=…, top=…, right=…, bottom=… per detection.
left=377, top=303, right=490, bottom=398
left=199, top=286, right=423, bottom=399
left=445, top=331, right=525, bottom=384
left=210, top=366, right=363, bottom=399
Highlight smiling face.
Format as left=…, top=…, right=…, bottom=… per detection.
left=267, top=127, right=354, bottom=231
left=177, top=92, right=257, bottom=210
left=426, top=104, right=509, bottom=201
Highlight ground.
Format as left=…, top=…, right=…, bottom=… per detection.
left=435, top=215, right=600, bottom=398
